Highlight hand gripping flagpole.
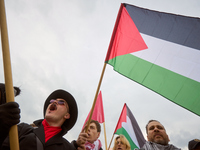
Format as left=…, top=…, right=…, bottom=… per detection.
left=0, top=0, right=20, bottom=150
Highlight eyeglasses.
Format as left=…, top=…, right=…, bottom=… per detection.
left=50, top=99, right=66, bottom=105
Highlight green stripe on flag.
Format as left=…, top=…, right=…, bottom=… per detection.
left=115, top=127, right=139, bottom=149
left=108, top=54, right=200, bottom=115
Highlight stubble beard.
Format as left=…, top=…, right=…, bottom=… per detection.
left=153, top=137, right=168, bottom=145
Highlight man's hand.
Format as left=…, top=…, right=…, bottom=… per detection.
left=76, top=131, right=87, bottom=150
left=76, top=130, right=88, bottom=146
left=77, top=143, right=86, bottom=150
left=0, top=102, right=20, bottom=131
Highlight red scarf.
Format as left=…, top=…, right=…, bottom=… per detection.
left=42, top=119, right=62, bottom=142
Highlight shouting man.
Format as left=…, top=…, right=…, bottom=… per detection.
left=0, top=89, right=78, bottom=150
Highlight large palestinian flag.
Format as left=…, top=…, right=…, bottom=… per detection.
left=105, top=3, right=200, bottom=116
left=114, top=103, right=146, bottom=149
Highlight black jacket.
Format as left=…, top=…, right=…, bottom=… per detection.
left=1, top=119, right=76, bottom=150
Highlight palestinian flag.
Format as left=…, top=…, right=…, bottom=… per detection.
left=105, top=3, right=200, bottom=116
left=114, top=103, right=146, bottom=149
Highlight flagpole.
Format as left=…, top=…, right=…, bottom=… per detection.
left=85, top=62, right=107, bottom=132
left=84, top=3, right=124, bottom=148
left=0, top=0, right=20, bottom=150
left=108, top=134, right=115, bottom=150
left=108, top=104, right=126, bottom=150
left=103, top=122, right=108, bottom=150
left=85, top=3, right=124, bottom=132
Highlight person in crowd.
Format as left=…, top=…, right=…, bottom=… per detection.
left=188, top=139, right=200, bottom=150
left=140, top=120, right=181, bottom=150
left=113, top=134, right=131, bottom=150
left=72, top=119, right=103, bottom=150
left=0, top=89, right=78, bottom=150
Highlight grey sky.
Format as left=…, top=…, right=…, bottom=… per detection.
left=1, top=0, right=200, bottom=150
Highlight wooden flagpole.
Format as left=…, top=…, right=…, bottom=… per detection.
left=85, top=3, right=124, bottom=148
left=108, top=134, right=115, bottom=150
left=0, top=0, right=20, bottom=150
left=103, top=122, right=108, bottom=150
left=85, top=62, right=107, bottom=132
left=85, top=3, right=124, bottom=149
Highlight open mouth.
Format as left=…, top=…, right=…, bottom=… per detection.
left=49, top=103, right=57, bottom=111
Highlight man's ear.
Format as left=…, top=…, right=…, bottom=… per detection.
left=64, top=113, right=70, bottom=119
left=167, top=134, right=170, bottom=142
left=96, top=132, right=100, bottom=139
left=147, top=135, right=150, bottom=141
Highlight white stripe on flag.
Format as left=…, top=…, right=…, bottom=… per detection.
left=132, top=34, right=200, bottom=82
left=122, top=116, right=140, bottom=148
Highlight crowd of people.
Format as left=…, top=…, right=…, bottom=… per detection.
left=0, top=84, right=199, bottom=150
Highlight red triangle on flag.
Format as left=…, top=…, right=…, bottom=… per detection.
left=114, top=103, right=127, bottom=133
left=105, top=4, right=148, bottom=62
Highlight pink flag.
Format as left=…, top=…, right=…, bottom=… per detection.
left=83, top=91, right=105, bottom=127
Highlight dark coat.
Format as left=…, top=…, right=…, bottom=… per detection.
left=1, top=119, right=76, bottom=150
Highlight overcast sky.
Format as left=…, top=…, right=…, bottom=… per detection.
left=1, top=0, right=200, bottom=150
